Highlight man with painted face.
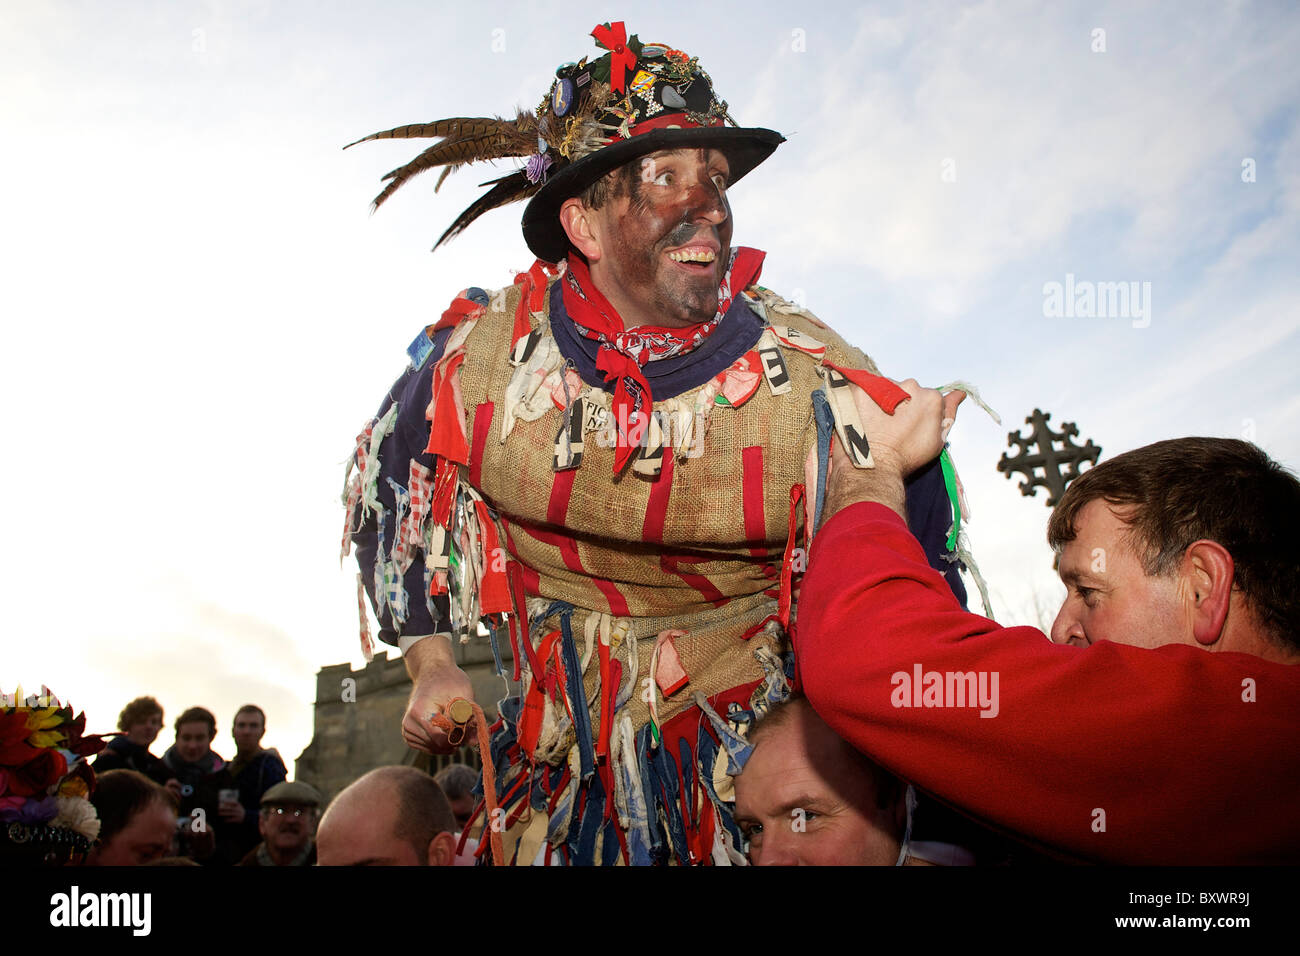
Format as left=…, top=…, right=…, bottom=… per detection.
left=342, top=22, right=968, bottom=865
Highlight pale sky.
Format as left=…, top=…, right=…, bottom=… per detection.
left=3, top=0, right=1297, bottom=773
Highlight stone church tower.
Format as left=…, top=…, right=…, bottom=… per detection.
left=296, top=637, right=512, bottom=806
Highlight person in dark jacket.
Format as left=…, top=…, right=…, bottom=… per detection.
left=221, top=704, right=288, bottom=861
left=92, top=696, right=165, bottom=777
left=149, top=706, right=236, bottom=864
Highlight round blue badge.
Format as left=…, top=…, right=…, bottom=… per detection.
left=553, top=78, right=575, bottom=117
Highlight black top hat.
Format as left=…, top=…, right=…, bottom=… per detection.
left=347, top=22, right=784, bottom=262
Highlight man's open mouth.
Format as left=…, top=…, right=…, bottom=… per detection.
left=668, top=249, right=716, bottom=263
left=666, top=246, right=718, bottom=272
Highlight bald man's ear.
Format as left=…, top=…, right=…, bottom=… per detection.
left=428, top=830, right=458, bottom=867
left=559, top=197, right=602, bottom=263
left=1183, top=540, right=1234, bottom=646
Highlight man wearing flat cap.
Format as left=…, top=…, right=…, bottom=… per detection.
left=342, top=22, right=968, bottom=865
left=237, top=781, right=321, bottom=867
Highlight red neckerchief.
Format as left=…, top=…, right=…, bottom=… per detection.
left=561, top=246, right=765, bottom=473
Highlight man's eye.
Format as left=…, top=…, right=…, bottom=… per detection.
left=711, top=173, right=729, bottom=191
left=1077, top=587, right=1098, bottom=606
left=654, top=170, right=673, bottom=186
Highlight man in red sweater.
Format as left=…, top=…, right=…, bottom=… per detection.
left=798, top=382, right=1300, bottom=864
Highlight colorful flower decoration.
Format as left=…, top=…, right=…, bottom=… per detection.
left=0, top=686, right=110, bottom=863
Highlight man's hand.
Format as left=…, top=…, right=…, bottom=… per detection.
left=164, top=778, right=183, bottom=801
left=857, top=378, right=964, bottom=476
left=218, top=800, right=246, bottom=824
left=402, top=635, right=476, bottom=755
left=822, top=379, right=965, bottom=522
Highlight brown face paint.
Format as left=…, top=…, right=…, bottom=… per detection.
left=593, top=148, right=734, bottom=329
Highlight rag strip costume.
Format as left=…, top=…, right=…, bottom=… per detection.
left=799, top=503, right=1300, bottom=865
left=341, top=23, right=971, bottom=865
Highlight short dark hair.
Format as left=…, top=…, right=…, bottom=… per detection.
left=174, top=706, right=217, bottom=740
left=117, top=697, right=163, bottom=733
left=392, top=769, right=459, bottom=856
left=91, top=770, right=177, bottom=846
left=576, top=160, right=642, bottom=212
left=746, top=695, right=902, bottom=812
left=1048, top=437, right=1300, bottom=651
left=433, top=763, right=479, bottom=801
left=234, top=704, right=266, bottom=728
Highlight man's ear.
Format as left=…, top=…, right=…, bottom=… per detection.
left=1183, top=540, right=1234, bottom=646
left=559, top=197, right=602, bottom=262
left=427, top=830, right=458, bottom=866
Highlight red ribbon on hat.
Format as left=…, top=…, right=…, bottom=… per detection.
left=592, top=21, right=636, bottom=94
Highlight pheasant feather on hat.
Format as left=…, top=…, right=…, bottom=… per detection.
left=346, top=21, right=784, bottom=262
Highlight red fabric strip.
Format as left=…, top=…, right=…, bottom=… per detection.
left=514, top=521, right=631, bottom=617
left=596, top=640, right=613, bottom=760
left=513, top=260, right=557, bottom=348
left=742, top=445, right=766, bottom=558
left=660, top=554, right=728, bottom=608
left=740, top=613, right=779, bottom=642
left=507, top=559, right=543, bottom=681
left=547, top=467, right=578, bottom=527
left=779, top=483, right=806, bottom=632
left=628, top=113, right=726, bottom=136
left=640, top=453, right=675, bottom=542
left=430, top=457, right=458, bottom=529
left=474, top=500, right=512, bottom=616
left=425, top=350, right=469, bottom=463
left=512, top=284, right=532, bottom=348
left=527, top=261, right=551, bottom=312
left=434, top=295, right=484, bottom=332
left=468, top=401, right=493, bottom=489
left=824, top=361, right=910, bottom=415
left=594, top=577, right=631, bottom=618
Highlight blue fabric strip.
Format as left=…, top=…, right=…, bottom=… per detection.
left=651, top=734, right=689, bottom=864
left=636, top=723, right=666, bottom=864
left=557, top=607, right=596, bottom=784
left=811, top=388, right=834, bottom=539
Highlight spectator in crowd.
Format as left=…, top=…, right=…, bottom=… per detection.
left=733, top=695, right=974, bottom=866
left=238, top=781, right=321, bottom=866
left=149, top=705, right=235, bottom=864
left=434, top=763, right=478, bottom=834
left=93, top=696, right=164, bottom=777
left=222, top=704, right=287, bottom=861
left=317, top=767, right=459, bottom=866
left=87, top=769, right=179, bottom=866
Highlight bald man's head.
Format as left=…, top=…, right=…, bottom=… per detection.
left=316, top=766, right=459, bottom=866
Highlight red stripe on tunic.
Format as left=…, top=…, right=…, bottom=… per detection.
left=514, top=520, right=631, bottom=617
left=547, top=467, right=578, bottom=527
left=500, top=519, right=542, bottom=597
left=640, top=454, right=675, bottom=542
left=469, top=401, right=494, bottom=488
left=661, top=554, right=729, bottom=608
left=742, top=445, right=766, bottom=558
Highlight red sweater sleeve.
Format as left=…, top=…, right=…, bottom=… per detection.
left=798, top=503, right=1300, bottom=864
